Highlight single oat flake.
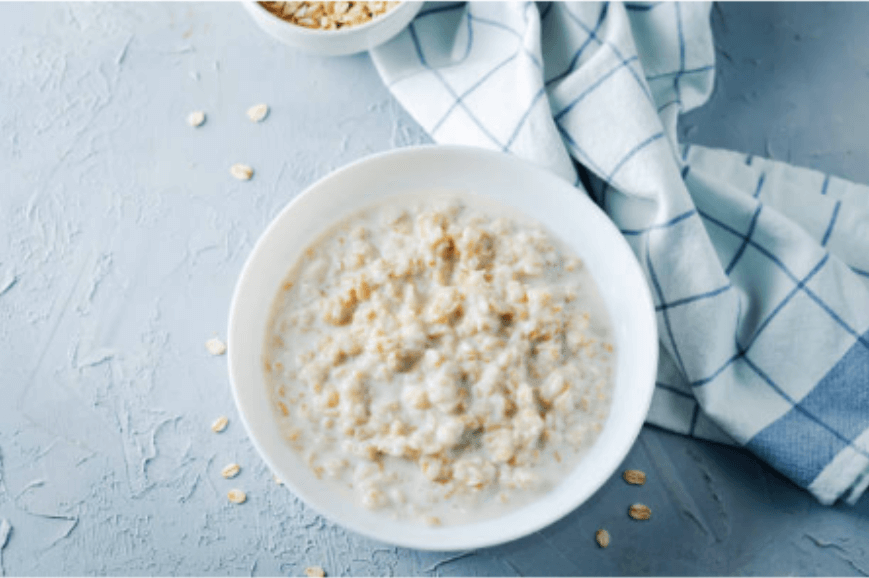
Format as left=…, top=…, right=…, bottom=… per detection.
left=230, top=163, right=254, bottom=181
left=228, top=489, right=247, bottom=504
left=305, top=566, right=326, bottom=578
left=222, top=463, right=241, bottom=479
left=595, top=528, right=610, bottom=548
left=211, top=416, right=229, bottom=433
left=628, top=504, right=652, bottom=520
left=205, top=337, right=227, bottom=356
left=247, top=103, right=269, bottom=123
left=623, top=469, right=646, bottom=485
left=187, top=110, right=206, bottom=127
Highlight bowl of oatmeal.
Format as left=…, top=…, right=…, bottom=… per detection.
left=243, top=1, right=423, bottom=56
left=228, top=145, right=658, bottom=550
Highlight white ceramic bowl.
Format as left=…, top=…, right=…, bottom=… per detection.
left=227, top=145, right=658, bottom=551
left=242, top=1, right=423, bottom=56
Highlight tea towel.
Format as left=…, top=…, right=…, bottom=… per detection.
left=371, top=1, right=869, bottom=504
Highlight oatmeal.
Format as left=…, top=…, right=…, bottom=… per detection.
left=264, top=194, right=615, bottom=524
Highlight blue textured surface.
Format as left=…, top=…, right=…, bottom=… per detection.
left=1, top=2, right=869, bottom=576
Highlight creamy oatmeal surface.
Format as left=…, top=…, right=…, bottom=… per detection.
left=264, top=194, right=615, bottom=525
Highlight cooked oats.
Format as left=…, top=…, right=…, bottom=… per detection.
left=264, top=194, right=616, bottom=525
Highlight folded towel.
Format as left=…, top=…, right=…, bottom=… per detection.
left=371, top=1, right=869, bottom=505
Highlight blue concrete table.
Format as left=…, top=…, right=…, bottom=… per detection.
left=1, top=2, right=868, bottom=575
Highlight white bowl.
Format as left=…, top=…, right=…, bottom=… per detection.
left=227, top=145, right=658, bottom=551
left=242, top=1, right=423, bottom=56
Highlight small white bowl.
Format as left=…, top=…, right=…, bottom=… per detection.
left=242, top=1, right=423, bottom=56
left=227, top=145, right=658, bottom=551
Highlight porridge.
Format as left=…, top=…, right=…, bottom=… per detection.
left=263, top=194, right=615, bottom=525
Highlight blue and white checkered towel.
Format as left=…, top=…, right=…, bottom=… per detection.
left=371, top=1, right=869, bottom=505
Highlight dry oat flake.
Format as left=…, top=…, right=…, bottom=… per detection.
left=260, top=1, right=399, bottom=30
left=228, top=489, right=247, bottom=504
left=222, top=463, right=241, bottom=479
left=628, top=504, right=652, bottom=520
left=305, top=566, right=326, bottom=578
left=247, top=103, right=269, bottom=123
left=205, top=337, right=227, bottom=356
left=187, top=110, right=206, bottom=127
left=623, top=469, right=646, bottom=485
left=230, top=164, right=254, bottom=181
left=211, top=416, right=229, bottom=433
left=595, top=528, right=610, bottom=548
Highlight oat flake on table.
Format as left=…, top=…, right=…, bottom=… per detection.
left=211, top=416, right=229, bottom=433
left=227, top=489, right=247, bottom=504
left=247, top=103, right=269, bottom=123
left=628, top=504, right=652, bottom=520
left=205, top=337, right=227, bottom=355
left=595, top=528, right=610, bottom=548
left=187, top=110, right=206, bottom=127
left=230, top=164, right=254, bottom=181
left=222, top=463, right=241, bottom=479
left=623, top=469, right=646, bottom=485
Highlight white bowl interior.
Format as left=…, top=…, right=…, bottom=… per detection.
left=228, top=145, right=658, bottom=551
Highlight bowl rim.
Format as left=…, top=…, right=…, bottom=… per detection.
left=248, top=0, right=418, bottom=36
left=227, top=144, right=658, bottom=551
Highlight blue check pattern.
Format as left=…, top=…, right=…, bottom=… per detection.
left=372, top=2, right=869, bottom=505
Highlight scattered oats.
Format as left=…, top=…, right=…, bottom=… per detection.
left=187, top=110, right=206, bottom=127
left=247, top=103, right=269, bottom=123
left=230, top=163, right=254, bottom=181
left=211, top=416, right=229, bottom=433
left=205, top=337, right=227, bottom=356
left=595, top=528, right=610, bottom=548
left=628, top=504, right=651, bottom=520
left=623, top=469, right=646, bottom=485
left=305, top=566, right=326, bottom=578
left=222, top=463, right=241, bottom=479
left=227, top=489, right=247, bottom=504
